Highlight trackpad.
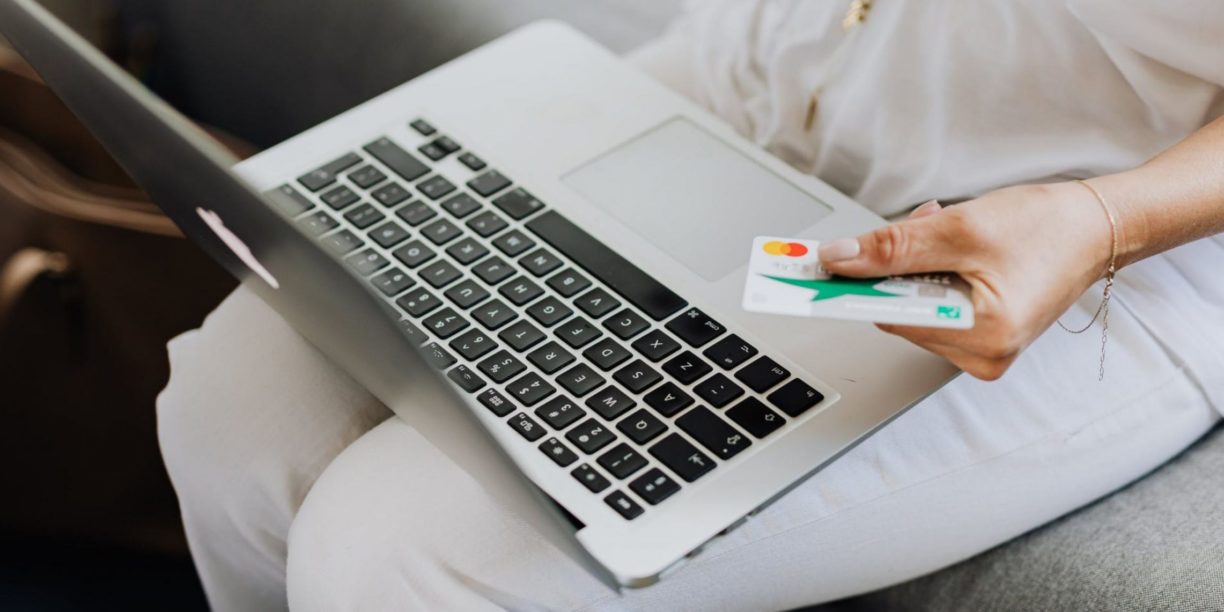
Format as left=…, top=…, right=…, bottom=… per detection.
left=562, top=118, right=832, bottom=281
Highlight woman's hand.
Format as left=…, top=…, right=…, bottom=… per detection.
left=817, top=182, right=1116, bottom=380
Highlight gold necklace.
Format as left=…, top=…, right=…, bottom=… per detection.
left=805, top=0, right=874, bottom=131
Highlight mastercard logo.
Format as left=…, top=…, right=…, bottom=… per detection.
left=762, top=241, right=808, bottom=257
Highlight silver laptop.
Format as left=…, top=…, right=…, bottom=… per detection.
left=1, top=0, right=957, bottom=588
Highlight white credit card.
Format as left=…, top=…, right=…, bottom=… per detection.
left=742, top=236, right=974, bottom=329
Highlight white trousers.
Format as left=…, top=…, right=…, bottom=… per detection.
left=157, top=34, right=1224, bottom=612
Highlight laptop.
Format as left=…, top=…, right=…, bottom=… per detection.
left=1, top=0, right=957, bottom=589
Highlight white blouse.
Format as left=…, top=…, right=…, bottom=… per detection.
left=679, top=0, right=1224, bottom=217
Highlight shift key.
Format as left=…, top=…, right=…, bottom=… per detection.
left=676, top=407, right=751, bottom=460
left=648, top=433, right=714, bottom=483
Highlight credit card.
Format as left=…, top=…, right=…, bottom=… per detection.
left=742, top=236, right=974, bottom=329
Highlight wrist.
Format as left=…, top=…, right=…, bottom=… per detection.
left=1082, top=171, right=1150, bottom=269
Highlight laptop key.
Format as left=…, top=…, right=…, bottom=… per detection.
left=422, top=342, right=456, bottom=369
left=585, top=386, right=635, bottom=420
left=343, top=203, right=384, bottom=229
left=520, top=248, right=562, bottom=277
left=477, top=350, right=526, bottom=383
left=420, top=260, right=462, bottom=288
left=447, top=365, right=486, bottom=392
left=571, top=464, right=610, bottom=494
left=539, top=437, right=578, bottom=467
left=458, top=152, right=486, bottom=171
left=604, top=490, right=643, bottom=520
left=632, top=330, right=680, bottom=362
left=449, top=328, right=497, bottom=360
left=418, top=175, right=457, bottom=200
left=573, top=288, right=620, bottom=319
left=491, top=230, right=535, bottom=257
left=546, top=268, right=591, bottom=298
left=499, top=320, right=545, bottom=351
left=298, top=152, right=360, bottom=191
left=397, top=319, right=427, bottom=345
left=643, top=382, right=694, bottom=417
left=526, top=211, right=687, bottom=321
left=321, top=185, right=359, bottom=210
left=566, top=418, right=616, bottom=454
left=617, top=409, right=666, bottom=445
left=767, top=379, right=824, bottom=417
left=499, top=276, right=544, bottom=306
left=508, top=413, right=546, bottom=442
left=446, top=237, right=489, bottom=266
left=472, top=256, right=515, bottom=286
left=597, top=443, right=648, bottom=480
left=418, top=141, right=447, bottom=161
left=440, top=193, right=482, bottom=219
left=420, top=219, right=463, bottom=245
left=726, top=397, right=786, bottom=438
left=677, top=407, right=751, bottom=460
left=396, top=201, right=437, bottom=226
left=467, top=170, right=511, bottom=197
left=613, top=360, right=662, bottom=393
left=477, top=388, right=515, bottom=416
left=371, top=268, right=415, bottom=297
left=703, top=334, right=759, bottom=370
left=694, top=373, right=744, bottom=409
left=526, top=297, right=573, bottom=327
left=602, top=309, right=650, bottom=340
left=505, top=372, right=556, bottom=406
left=556, top=364, right=604, bottom=397
left=347, top=165, right=386, bottom=190
left=397, top=287, right=441, bottom=317
left=492, top=187, right=545, bottom=220
left=344, top=249, right=389, bottom=276
left=465, top=210, right=509, bottom=237
left=527, top=341, right=575, bottom=374
left=409, top=118, right=436, bottom=136
left=266, top=184, right=314, bottom=216
left=321, top=230, right=362, bottom=256
left=629, top=468, right=680, bottom=505
left=434, top=136, right=460, bottom=153
left=369, top=221, right=410, bottom=248
left=372, top=182, right=411, bottom=207
left=536, top=396, right=586, bottom=430
left=391, top=240, right=436, bottom=269
left=422, top=307, right=469, bottom=339
left=666, top=308, right=726, bottom=348
left=649, top=434, right=714, bottom=483
left=364, top=138, right=428, bottom=182
left=662, top=351, right=712, bottom=385
left=472, top=299, right=518, bottom=330
left=735, top=356, right=790, bottom=393
left=583, top=338, right=631, bottom=371
left=444, top=279, right=490, bottom=309
left=555, top=317, right=602, bottom=349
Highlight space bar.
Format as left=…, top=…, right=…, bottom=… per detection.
left=525, top=211, right=687, bottom=321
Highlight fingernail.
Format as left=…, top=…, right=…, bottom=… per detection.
left=910, top=199, right=942, bottom=218
left=819, top=237, right=860, bottom=262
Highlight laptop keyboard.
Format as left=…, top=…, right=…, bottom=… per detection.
left=264, top=118, right=826, bottom=521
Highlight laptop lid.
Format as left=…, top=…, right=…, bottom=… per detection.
left=0, top=0, right=620, bottom=591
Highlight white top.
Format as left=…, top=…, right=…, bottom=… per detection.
left=679, top=0, right=1224, bottom=217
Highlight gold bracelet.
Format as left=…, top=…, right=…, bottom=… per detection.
left=1056, top=179, right=1119, bottom=381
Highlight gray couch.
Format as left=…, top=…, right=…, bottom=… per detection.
left=114, top=1, right=1224, bottom=609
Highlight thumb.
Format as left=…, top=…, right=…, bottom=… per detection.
left=818, top=212, right=966, bottom=277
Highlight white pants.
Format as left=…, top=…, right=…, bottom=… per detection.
left=157, top=35, right=1224, bottom=612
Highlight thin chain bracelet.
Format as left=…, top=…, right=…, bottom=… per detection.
left=1057, top=179, right=1119, bottom=381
